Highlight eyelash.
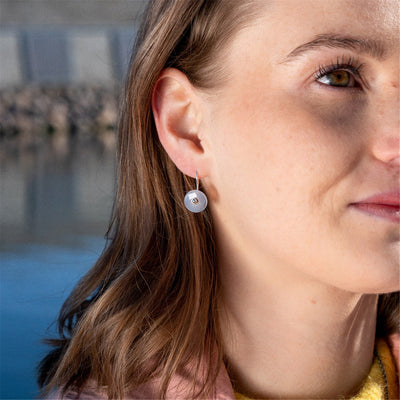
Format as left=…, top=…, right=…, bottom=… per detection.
left=313, top=55, right=365, bottom=89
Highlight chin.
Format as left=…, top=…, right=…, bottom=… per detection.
left=343, top=243, right=400, bottom=294
left=332, top=264, right=400, bottom=295
left=347, top=272, right=400, bottom=295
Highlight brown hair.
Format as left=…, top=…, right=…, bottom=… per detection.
left=38, top=0, right=399, bottom=398
left=38, top=1, right=263, bottom=399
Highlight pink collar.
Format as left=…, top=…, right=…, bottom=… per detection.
left=49, top=333, right=399, bottom=399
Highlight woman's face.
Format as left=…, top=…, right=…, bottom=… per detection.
left=202, top=0, right=399, bottom=293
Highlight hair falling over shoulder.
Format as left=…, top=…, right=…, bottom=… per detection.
left=38, top=1, right=399, bottom=399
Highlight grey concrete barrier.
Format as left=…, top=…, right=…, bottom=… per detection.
left=0, top=30, right=23, bottom=87
left=0, top=27, right=137, bottom=88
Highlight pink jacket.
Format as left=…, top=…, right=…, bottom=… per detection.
left=49, top=334, right=399, bottom=400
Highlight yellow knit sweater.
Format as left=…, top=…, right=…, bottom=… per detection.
left=234, top=339, right=399, bottom=400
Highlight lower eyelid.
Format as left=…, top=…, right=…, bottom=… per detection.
left=313, top=80, right=363, bottom=93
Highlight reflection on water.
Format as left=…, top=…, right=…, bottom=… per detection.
left=0, top=140, right=116, bottom=399
left=1, top=139, right=116, bottom=246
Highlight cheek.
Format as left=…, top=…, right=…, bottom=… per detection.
left=209, top=87, right=366, bottom=249
left=302, top=91, right=369, bottom=132
left=210, top=93, right=319, bottom=235
left=213, top=88, right=365, bottom=202
left=211, top=93, right=298, bottom=197
left=209, top=85, right=397, bottom=292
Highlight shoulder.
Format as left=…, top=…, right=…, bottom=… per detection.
left=43, top=384, right=108, bottom=400
left=43, top=367, right=235, bottom=400
left=42, top=353, right=236, bottom=400
left=43, top=381, right=171, bottom=400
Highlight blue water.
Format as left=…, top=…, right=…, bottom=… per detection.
left=1, top=236, right=106, bottom=399
left=0, top=141, right=115, bottom=398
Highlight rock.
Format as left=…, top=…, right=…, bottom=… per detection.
left=0, top=85, right=119, bottom=152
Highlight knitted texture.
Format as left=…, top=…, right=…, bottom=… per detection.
left=234, top=338, right=398, bottom=400
left=351, top=338, right=398, bottom=400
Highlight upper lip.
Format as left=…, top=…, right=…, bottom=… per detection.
left=351, top=191, right=400, bottom=206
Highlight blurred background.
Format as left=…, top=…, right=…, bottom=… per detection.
left=0, top=1, right=147, bottom=398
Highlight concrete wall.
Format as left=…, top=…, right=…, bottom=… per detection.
left=0, top=0, right=147, bottom=26
left=0, top=0, right=148, bottom=87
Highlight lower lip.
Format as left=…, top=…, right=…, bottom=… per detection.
left=350, top=203, right=400, bottom=223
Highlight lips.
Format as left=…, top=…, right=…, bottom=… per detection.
left=349, top=191, right=400, bottom=223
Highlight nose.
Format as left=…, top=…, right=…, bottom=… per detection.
left=373, top=135, right=400, bottom=168
left=370, top=81, right=400, bottom=170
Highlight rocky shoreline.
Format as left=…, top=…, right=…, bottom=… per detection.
left=0, top=85, right=121, bottom=153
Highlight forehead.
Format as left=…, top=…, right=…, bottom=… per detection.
left=247, top=0, right=399, bottom=54
left=268, top=0, right=398, bottom=27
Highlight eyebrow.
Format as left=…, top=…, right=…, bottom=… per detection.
left=281, top=33, right=388, bottom=63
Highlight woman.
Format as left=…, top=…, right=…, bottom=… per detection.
left=39, top=0, right=399, bottom=399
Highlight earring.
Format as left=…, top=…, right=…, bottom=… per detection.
left=184, top=171, right=208, bottom=213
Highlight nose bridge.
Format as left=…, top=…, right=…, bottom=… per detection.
left=377, top=80, right=399, bottom=129
left=370, top=81, right=400, bottom=167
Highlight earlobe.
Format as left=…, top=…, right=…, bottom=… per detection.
left=152, top=68, right=208, bottom=178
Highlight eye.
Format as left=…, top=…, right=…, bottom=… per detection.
left=313, top=57, right=365, bottom=89
left=317, top=69, right=357, bottom=88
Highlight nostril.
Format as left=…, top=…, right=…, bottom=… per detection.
left=390, top=155, right=400, bottom=164
left=387, top=155, right=400, bottom=170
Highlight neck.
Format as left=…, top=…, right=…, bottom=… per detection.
left=217, top=239, right=378, bottom=399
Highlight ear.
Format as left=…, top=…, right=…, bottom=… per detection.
left=152, top=68, right=210, bottom=179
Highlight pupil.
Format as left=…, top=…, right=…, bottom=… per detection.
left=330, top=70, right=349, bottom=86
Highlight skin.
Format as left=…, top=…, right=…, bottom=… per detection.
left=152, top=0, right=399, bottom=398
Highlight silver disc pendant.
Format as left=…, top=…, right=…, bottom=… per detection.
left=184, top=189, right=208, bottom=213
